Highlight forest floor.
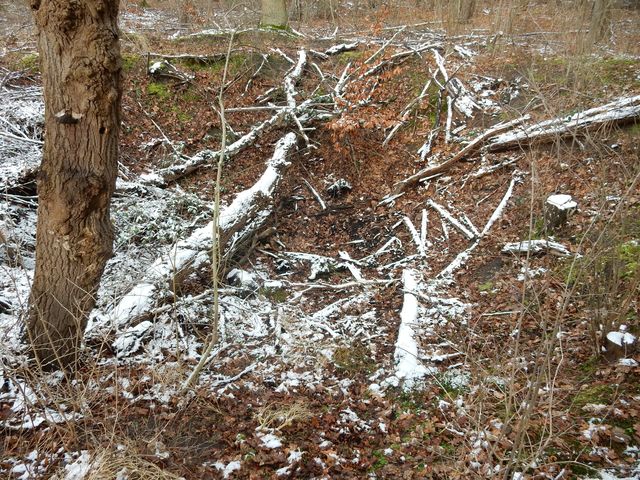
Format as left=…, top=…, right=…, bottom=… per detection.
left=1, top=1, right=640, bottom=479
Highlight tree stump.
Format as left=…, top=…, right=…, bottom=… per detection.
left=604, top=329, right=637, bottom=362
left=544, top=194, right=577, bottom=232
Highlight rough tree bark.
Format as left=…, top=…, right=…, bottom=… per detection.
left=261, top=0, right=289, bottom=28
left=27, top=0, right=121, bottom=370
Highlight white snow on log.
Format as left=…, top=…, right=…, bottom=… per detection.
left=105, top=133, right=297, bottom=334
left=393, top=269, right=432, bottom=388
left=606, top=331, right=636, bottom=347
left=488, top=95, right=640, bottom=151
left=284, top=50, right=307, bottom=109
left=148, top=61, right=164, bottom=73
left=109, top=283, right=156, bottom=327
left=334, top=62, right=351, bottom=101
left=325, top=42, right=359, bottom=56
left=220, top=132, right=296, bottom=231
left=448, top=77, right=481, bottom=118
left=403, top=216, right=426, bottom=256
left=547, top=194, right=577, bottom=211
left=502, top=239, right=572, bottom=256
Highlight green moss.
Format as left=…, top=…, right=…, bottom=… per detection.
left=570, top=463, right=599, bottom=477
left=393, top=389, right=426, bottom=413
left=478, top=281, right=494, bottom=293
left=333, top=343, right=376, bottom=376
left=259, top=23, right=293, bottom=33
left=617, top=241, right=640, bottom=279
left=627, top=121, right=640, bottom=136
left=146, top=82, right=171, bottom=100
left=176, top=111, right=192, bottom=123
left=579, top=355, right=600, bottom=378
left=180, top=89, right=201, bottom=102
left=572, top=384, right=615, bottom=411
left=336, top=49, right=365, bottom=65
left=527, top=54, right=640, bottom=93
left=370, top=450, right=388, bottom=470
left=122, top=54, right=140, bottom=72
left=259, top=287, right=288, bottom=303
left=18, top=53, right=39, bottom=73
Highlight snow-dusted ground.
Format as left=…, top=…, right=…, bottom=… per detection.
left=1, top=9, right=640, bottom=478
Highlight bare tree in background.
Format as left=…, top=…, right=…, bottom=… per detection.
left=588, top=0, right=613, bottom=44
left=261, top=0, right=288, bottom=28
left=26, top=0, right=121, bottom=371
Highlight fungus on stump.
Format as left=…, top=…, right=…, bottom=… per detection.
left=27, top=0, right=121, bottom=370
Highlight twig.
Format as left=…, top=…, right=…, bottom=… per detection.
left=303, top=178, right=326, bottom=210
left=427, top=200, right=476, bottom=240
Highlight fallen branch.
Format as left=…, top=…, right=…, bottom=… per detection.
left=324, top=42, right=359, bottom=56
left=388, top=115, right=530, bottom=197
left=435, top=174, right=520, bottom=284
left=145, top=51, right=318, bottom=185
left=501, top=239, right=573, bottom=257
left=427, top=200, right=476, bottom=240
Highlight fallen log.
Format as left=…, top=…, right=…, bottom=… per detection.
left=101, top=133, right=297, bottom=332
left=487, top=95, right=640, bottom=152
left=391, top=269, right=434, bottom=388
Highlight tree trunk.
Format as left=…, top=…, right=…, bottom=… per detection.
left=27, top=0, right=121, bottom=371
left=260, top=0, right=288, bottom=28
left=588, top=0, right=613, bottom=44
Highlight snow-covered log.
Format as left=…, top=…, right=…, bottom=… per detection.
left=103, top=133, right=297, bottom=332
left=501, top=239, right=573, bottom=257
left=391, top=269, right=433, bottom=388
left=324, top=42, right=359, bottom=56
left=487, top=95, right=640, bottom=152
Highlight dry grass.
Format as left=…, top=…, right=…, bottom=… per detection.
left=255, top=400, right=313, bottom=431
left=50, top=447, right=184, bottom=480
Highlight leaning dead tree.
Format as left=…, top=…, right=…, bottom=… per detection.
left=27, top=0, right=121, bottom=370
